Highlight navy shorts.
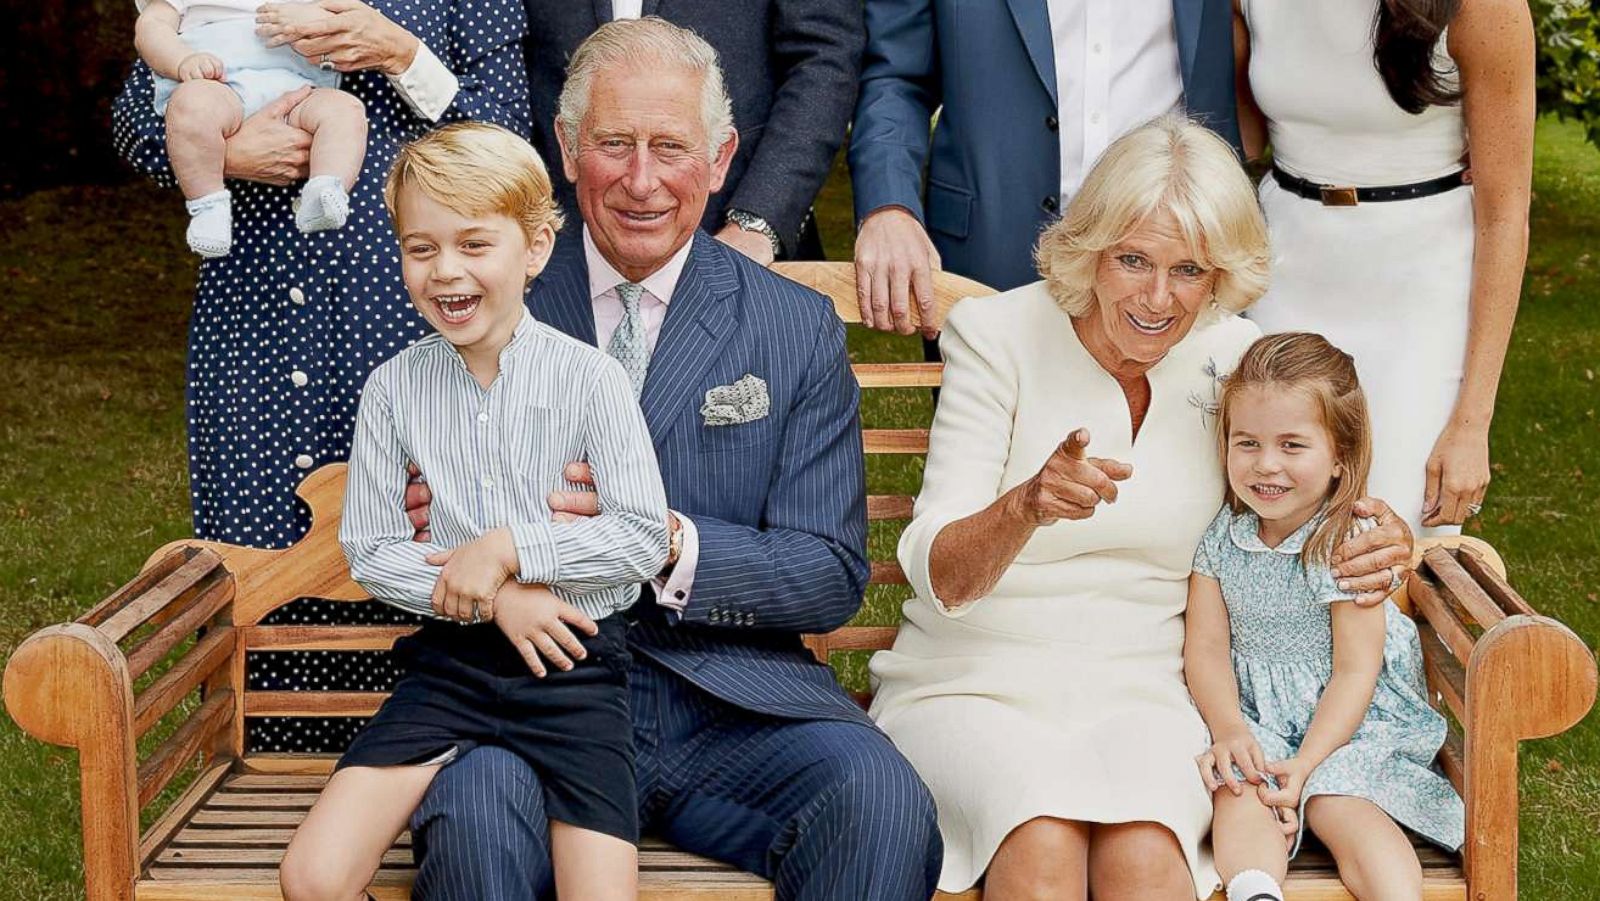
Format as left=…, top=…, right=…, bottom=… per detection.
left=338, top=614, right=637, bottom=843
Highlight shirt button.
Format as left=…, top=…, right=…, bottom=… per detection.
left=1045, top=114, right=1059, bottom=132
left=289, top=287, right=306, bottom=305
left=1092, top=42, right=1103, bottom=54
left=1090, top=112, right=1102, bottom=125
left=294, top=454, right=314, bottom=470
left=1042, top=195, right=1059, bottom=213
left=477, top=411, right=490, bottom=423
left=290, top=370, right=309, bottom=388
left=481, top=476, right=494, bottom=489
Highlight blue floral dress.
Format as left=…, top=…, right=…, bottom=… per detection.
left=111, top=0, right=530, bottom=752
left=1192, top=506, right=1464, bottom=855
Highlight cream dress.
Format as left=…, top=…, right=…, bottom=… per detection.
left=870, top=284, right=1259, bottom=896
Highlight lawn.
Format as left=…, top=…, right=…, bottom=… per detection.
left=1, top=117, right=1597, bottom=899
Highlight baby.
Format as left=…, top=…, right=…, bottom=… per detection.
left=134, top=0, right=367, bottom=257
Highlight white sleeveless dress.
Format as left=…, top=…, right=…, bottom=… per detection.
left=1242, top=0, right=1472, bottom=536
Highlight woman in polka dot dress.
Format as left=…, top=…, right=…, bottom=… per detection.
left=112, top=0, right=530, bottom=752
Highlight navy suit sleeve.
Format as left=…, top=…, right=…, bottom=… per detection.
left=722, top=0, right=863, bottom=253
left=111, top=63, right=178, bottom=188
left=678, top=308, right=870, bottom=634
left=847, top=0, right=940, bottom=225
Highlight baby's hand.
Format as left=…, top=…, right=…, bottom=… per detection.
left=177, top=52, right=225, bottom=81
left=1195, top=728, right=1268, bottom=796
left=1258, top=755, right=1315, bottom=812
left=425, top=527, right=517, bottom=623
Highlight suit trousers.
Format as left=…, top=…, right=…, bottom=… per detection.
left=409, top=657, right=941, bottom=901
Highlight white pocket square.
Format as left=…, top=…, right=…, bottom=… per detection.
left=701, top=374, right=770, bottom=426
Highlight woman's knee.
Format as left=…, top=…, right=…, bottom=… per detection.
left=1088, top=821, right=1191, bottom=900
left=988, top=817, right=1090, bottom=901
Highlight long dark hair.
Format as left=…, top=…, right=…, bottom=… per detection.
left=1374, top=0, right=1462, bottom=114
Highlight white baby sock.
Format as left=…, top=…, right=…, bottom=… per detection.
left=295, top=175, right=351, bottom=233
left=184, top=189, right=232, bottom=258
left=1226, top=869, right=1285, bottom=901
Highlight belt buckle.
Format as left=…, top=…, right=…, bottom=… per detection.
left=1319, top=185, right=1359, bottom=207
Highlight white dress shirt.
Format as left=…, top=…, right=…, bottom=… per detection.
left=582, top=227, right=701, bottom=613
left=609, top=0, right=644, bottom=20
left=1046, top=0, right=1185, bottom=201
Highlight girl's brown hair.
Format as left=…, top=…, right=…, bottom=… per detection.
left=1216, top=333, right=1373, bottom=566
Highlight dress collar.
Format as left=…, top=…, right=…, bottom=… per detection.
left=1228, top=506, right=1327, bottom=555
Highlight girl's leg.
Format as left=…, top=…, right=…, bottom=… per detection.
left=1087, top=821, right=1194, bottom=901
left=548, top=819, right=638, bottom=901
left=1305, top=795, right=1424, bottom=901
left=280, top=763, right=442, bottom=901
left=287, top=87, right=368, bottom=190
left=1211, top=787, right=1290, bottom=885
left=984, top=816, right=1091, bottom=901
left=164, top=79, right=244, bottom=200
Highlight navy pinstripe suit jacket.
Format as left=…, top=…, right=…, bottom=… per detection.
left=525, top=231, right=873, bottom=725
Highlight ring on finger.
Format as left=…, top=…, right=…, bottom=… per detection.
left=319, top=54, right=334, bottom=71
left=1466, top=501, right=1484, bottom=516
left=469, top=600, right=481, bottom=624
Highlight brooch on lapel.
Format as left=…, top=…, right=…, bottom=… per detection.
left=1187, top=356, right=1225, bottom=430
left=701, top=374, right=770, bottom=426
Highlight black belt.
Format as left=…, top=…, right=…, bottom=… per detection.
left=1270, top=166, right=1466, bottom=206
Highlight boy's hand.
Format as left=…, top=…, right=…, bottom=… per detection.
left=425, top=527, right=516, bottom=623
left=177, top=52, right=225, bottom=81
left=1195, top=727, right=1268, bottom=796
left=492, top=582, right=600, bottom=677
left=1258, top=755, right=1315, bottom=812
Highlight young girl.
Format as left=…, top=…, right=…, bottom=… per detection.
left=1184, top=332, right=1463, bottom=901
left=133, top=0, right=367, bottom=257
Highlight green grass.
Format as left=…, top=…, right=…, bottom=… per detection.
left=1, top=118, right=1597, bottom=899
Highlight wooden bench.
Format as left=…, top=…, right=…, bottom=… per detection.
left=6, top=262, right=1595, bottom=901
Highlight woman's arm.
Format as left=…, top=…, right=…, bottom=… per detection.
left=1231, top=0, right=1267, bottom=161
left=1424, top=0, right=1534, bottom=526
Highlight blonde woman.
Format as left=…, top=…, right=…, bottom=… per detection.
left=869, top=118, right=1415, bottom=900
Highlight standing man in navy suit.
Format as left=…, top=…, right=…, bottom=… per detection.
left=848, top=0, right=1240, bottom=335
left=403, top=19, right=941, bottom=901
left=520, top=1, right=863, bottom=264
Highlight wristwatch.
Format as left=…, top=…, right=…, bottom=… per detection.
left=725, top=208, right=783, bottom=258
left=661, top=512, right=683, bottom=577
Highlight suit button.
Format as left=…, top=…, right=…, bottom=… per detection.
left=1045, top=114, right=1058, bottom=132
left=1042, top=195, right=1059, bottom=213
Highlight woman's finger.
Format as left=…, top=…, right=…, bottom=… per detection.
left=516, top=639, right=548, bottom=678
left=1422, top=454, right=1444, bottom=523
left=1041, top=477, right=1101, bottom=509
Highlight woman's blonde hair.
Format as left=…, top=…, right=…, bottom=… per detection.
left=384, top=122, right=564, bottom=242
left=1217, top=332, right=1373, bottom=566
left=1034, top=115, right=1269, bottom=318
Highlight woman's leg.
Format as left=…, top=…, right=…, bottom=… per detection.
left=1211, top=787, right=1291, bottom=886
left=549, top=820, right=639, bottom=901
left=1087, top=821, right=1193, bottom=901
left=983, top=816, right=1091, bottom=901
left=1305, top=795, right=1424, bottom=901
left=280, top=763, right=442, bottom=901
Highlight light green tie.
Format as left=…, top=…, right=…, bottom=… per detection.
left=607, top=282, right=649, bottom=398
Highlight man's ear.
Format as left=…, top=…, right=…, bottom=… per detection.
left=555, top=116, right=580, bottom=185
left=706, top=127, right=740, bottom=195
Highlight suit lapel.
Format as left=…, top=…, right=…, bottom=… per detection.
left=527, top=235, right=597, bottom=347
left=1173, top=0, right=1204, bottom=86
left=1005, top=0, right=1058, bottom=106
left=639, top=232, right=739, bottom=448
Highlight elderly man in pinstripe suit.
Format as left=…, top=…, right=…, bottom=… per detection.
left=402, top=19, right=941, bottom=901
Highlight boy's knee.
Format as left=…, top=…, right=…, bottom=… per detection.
left=279, top=842, right=364, bottom=901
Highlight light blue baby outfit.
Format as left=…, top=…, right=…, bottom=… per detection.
left=1192, top=506, right=1464, bottom=855
left=152, top=17, right=339, bottom=118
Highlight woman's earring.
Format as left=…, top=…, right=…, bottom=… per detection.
left=1208, top=294, right=1219, bottom=311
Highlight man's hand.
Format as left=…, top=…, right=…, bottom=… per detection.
left=222, top=87, right=313, bottom=185
left=547, top=462, right=600, bottom=523
left=404, top=462, right=432, bottom=540
left=492, top=582, right=600, bottom=677
left=425, top=527, right=516, bottom=623
left=853, top=206, right=942, bottom=337
left=714, top=223, right=777, bottom=267
left=1330, top=497, right=1414, bottom=606
left=177, top=52, right=225, bottom=81
left=1009, top=429, right=1133, bottom=526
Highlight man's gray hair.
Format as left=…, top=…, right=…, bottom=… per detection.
left=557, top=17, right=736, bottom=159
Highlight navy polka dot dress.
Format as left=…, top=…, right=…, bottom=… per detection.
left=111, top=0, right=530, bottom=753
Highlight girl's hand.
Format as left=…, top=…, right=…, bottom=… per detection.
left=1195, top=728, right=1268, bottom=796
left=256, top=0, right=419, bottom=76
left=1011, top=428, right=1134, bottom=525
left=1258, top=755, right=1315, bottom=812
left=425, top=528, right=517, bottom=623
left=492, top=582, right=600, bottom=677
left=1422, top=420, right=1491, bottom=527
left=177, top=52, right=225, bottom=81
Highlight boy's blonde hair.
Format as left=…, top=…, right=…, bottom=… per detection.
left=384, top=122, right=564, bottom=242
left=1217, top=332, right=1374, bottom=567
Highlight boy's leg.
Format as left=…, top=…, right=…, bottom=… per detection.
left=164, top=79, right=244, bottom=200
left=280, top=763, right=442, bottom=901
left=549, top=820, right=638, bottom=901
left=1305, top=795, right=1424, bottom=901
left=410, top=746, right=556, bottom=901
left=286, top=87, right=367, bottom=190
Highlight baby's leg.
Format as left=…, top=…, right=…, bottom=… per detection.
left=1305, top=795, right=1423, bottom=901
left=164, top=79, right=244, bottom=200
left=280, top=763, right=442, bottom=901
left=288, top=88, right=367, bottom=233
left=550, top=820, right=638, bottom=901
left=1211, top=788, right=1290, bottom=899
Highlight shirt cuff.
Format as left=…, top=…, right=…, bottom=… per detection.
left=651, top=511, right=699, bottom=613
left=386, top=40, right=458, bottom=122
left=510, top=520, right=559, bottom=584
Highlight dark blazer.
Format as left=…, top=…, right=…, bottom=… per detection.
left=523, top=1, right=864, bottom=255
left=527, top=231, right=873, bottom=724
left=848, top=0, right=1240, bottom=292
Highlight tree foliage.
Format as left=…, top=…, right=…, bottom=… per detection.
left=1536, top=0, right=1600, bottom=152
